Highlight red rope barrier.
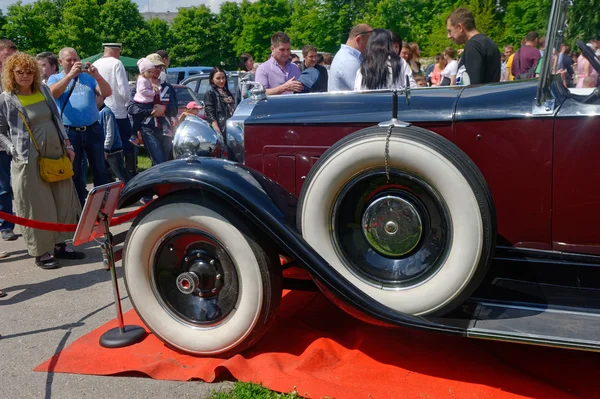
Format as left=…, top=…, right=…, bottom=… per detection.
left=0, top=203, right=149, bottom=233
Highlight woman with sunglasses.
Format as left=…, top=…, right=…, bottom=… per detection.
left=0, top=52, right=83, bottom=269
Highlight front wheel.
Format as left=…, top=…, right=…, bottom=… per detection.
left=298, top=126, right=496, bottom=316
left=123, top=193, right=282, bottom=356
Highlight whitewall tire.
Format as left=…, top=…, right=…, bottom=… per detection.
left=298, top=126, right=496, bottom=316
left=123, top=193, right=281, bottom=356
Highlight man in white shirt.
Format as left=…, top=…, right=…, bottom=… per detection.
left=93, top=43, right=137, bottom=177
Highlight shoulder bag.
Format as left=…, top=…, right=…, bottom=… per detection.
left=515, top=49, right=537, bottom=80
left=19, top=111, right=73, bottom=183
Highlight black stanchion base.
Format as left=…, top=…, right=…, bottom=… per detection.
left=99, top=325, right=147, bottom=348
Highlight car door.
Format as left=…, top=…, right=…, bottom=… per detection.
left=552, top=90, right=600, bottom=255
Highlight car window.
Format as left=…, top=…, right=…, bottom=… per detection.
left=185, top=80, right=198, bottom=92
left=175, top=87, right=200, bottom=107
left=196, top=79, right=211, bottom=100
left=189, top=71, right=199, bottom=77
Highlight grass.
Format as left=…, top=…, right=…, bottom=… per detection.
left=209, top=382, right=307, bottom=399
left=137, top=151, right=152, bottom=173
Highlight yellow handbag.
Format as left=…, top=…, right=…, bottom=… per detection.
left=19, top=111, right=74, bottom=183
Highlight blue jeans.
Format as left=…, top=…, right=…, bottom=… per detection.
left=0, top=151, right=14, bottom=231
left=141, top=125, right=171, bottom=166
left=117, top=118, right=137, bottom=177
left=67, top=123, right=110, bottom=205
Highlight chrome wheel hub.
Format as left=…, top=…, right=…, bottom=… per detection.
left=362, top=196, right=423, bottom=257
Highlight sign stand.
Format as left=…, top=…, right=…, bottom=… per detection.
left=73, top=182, right=146, bottom=348
left=98, top=211, right=146, bottom=348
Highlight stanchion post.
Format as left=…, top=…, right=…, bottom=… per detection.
left=98, top=211, right=146, bottom=348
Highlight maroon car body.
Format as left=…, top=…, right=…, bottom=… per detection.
left=116, top=0, right=600, bottom=356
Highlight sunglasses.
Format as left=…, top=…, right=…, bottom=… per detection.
left=14, top=70, right=34, bottom=76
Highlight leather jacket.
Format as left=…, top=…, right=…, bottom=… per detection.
left=204, top=86, right=234, bottom=134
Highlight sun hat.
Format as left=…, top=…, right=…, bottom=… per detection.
left=137, top=58, right=155, bottom=74
left=186, top=101, right=203, bottom=109
left=146, top=53, right=165, bottom=66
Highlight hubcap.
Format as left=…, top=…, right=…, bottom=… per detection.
left=331, top=169, right=451, bottom=288
left=362, top=196, right=423, bottom=257
left=152, top=229, right=238, bottom=326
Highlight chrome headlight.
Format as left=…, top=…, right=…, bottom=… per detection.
left=173, top=117, right=223, bottom=159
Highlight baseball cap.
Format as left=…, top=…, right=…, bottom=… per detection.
left=146, top=53, right=165, bottom=66
left=103, top=43, right=122, bottom=49
left=186, top=101, right=203, bottom=109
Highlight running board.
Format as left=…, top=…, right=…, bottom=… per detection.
left=467, top=300, right=600, bottom=351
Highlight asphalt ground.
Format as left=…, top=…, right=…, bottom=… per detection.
left=0, top=197, right=234, bottom=399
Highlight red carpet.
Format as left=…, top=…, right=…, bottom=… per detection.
left=35, top=289, right=600, bottom=398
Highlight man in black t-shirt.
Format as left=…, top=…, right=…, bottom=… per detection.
left=446, top=8, right=501, bottom=84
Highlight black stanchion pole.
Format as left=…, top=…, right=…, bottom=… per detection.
left=98, top=211, right=146, bottom=348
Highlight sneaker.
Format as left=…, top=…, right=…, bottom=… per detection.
left=0, top=250, right=8, bottom=259
left=54, top=244, right=85, bottom=260
left=1, top=229, right=17, bottom=241
left=129, top=137, right=141, bottom=147
left=35, top=253, right=60, bottom=269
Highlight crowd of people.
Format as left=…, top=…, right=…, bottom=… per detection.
left=0, top=6, right=593, bottom=298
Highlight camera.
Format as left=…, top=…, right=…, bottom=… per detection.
left=80, top=62, right=89, bottom=72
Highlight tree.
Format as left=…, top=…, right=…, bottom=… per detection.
left=50, top=0, right=101, bottom=58
left=170, top=6, right=220, bottom=66
left=99, top=0, right=155, bottom=58
left=215, top=1, right=248, bottom=69
left=566, top=0, right=600, bottom=44
left=502, top=0, right=551, bottom=47
left=147, top=17, right=173, bottom=55
left=235, top=0, right=292, bottom=62
left=288, top=0, right=330, bottom=52
left=4, top=0, right=61, bottom=54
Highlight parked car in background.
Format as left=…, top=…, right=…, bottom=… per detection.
left=167, top=67, right=214, bottom=84
left=181, top=71, right=240, bottom=104
left=172, top=84, right=205, bottom=119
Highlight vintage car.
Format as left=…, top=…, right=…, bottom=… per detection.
left=114, top=0, right=600, bottom=356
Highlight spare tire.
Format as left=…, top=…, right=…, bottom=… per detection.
left=298, top=126, right=496, bottom=316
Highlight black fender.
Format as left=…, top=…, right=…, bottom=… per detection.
left=120, top=157, right=466, bottom=336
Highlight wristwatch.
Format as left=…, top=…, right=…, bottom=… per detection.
left=65, top=145, right=74, bottom=150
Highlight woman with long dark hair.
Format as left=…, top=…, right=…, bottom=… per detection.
left=204, top=67, right=236, bottom=136
left=354, top=29, right=416, bottom=90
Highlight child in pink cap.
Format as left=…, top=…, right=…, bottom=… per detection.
left=129, top=58, right=160, bottom=146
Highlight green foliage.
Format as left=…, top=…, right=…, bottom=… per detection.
left=565, top=0, right=600, bottom=44
left=98, top=0, right=154, bottom=58
left=4, top=0, right=60, bottom=54
left=50, top=0, right=101, bottom=58
left=215, top=1, right=248, bottom=69
left=235, top=0, right=292, bottom=62
left=170, top=6, right=219, bottom=66
left=502, top=0, right=551, bottom=47
left=147, top=17, right=173, bottom=55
